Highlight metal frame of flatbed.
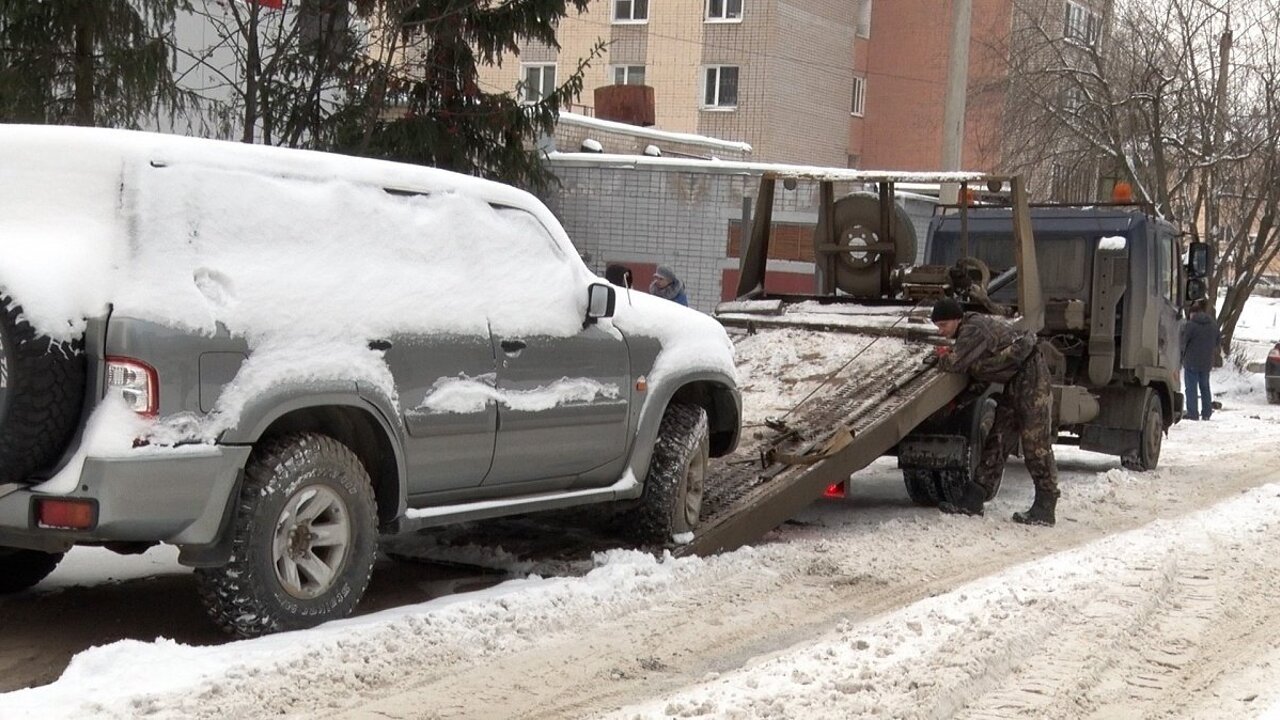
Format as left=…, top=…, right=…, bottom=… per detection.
left=676, top=170, right=1043, bottom=557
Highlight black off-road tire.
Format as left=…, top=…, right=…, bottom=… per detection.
left=1122, top=393, right=1164, bottom=472
left=0, top=294, right=86, bottom=484
left=902, top=397, right=999, bottom=506
left=903, top=469, right=942, bottom=506
left=194, top=433, right=378, bottom=637
left=0, top=548, right=65, bottom=593
left=903, top=469, right=973, bottom=508
left=1268, top=389, right=1280, bottom=405
left=633, top=403, right=709, bottom=545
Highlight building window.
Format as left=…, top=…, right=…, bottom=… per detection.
left=1062, top=84, right=1084, bottom=113
left=706, top=0, right=743, bottom=22
left=612, top=65, right=646, bottom=85
left=855, top=0, right=872, bottom=38
left=614, top=0, right=648, bottom=23
left=520, top=63, right=557, bottom=104
left=702, top=66, right=739, bottom=109
left=850, top=75, right=866, bottom=116
left=1064, top=1, right=1101, bottom=45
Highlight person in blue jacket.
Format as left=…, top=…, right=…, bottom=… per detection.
left=1180, top=299, right=1222, bottom=420
left=649, top=265, right=689, bottom=306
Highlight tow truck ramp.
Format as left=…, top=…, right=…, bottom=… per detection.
left=677, top=318, right=967, bottom=557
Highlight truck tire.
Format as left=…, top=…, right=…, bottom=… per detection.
left=1268, top=389, right=1279, bottom=405
left=903, top=469, right=942, bottom=506
left=1122, top=393, right=1163, bottom=471
left=633, top=403, right=709, bottom=545
left=0, top=547, right=65, bottom=593
left=194, top=433, right=378, bottom=637
left=0, top=293, right=86, bottom=485
left=901, top=397, right=999, bottom=505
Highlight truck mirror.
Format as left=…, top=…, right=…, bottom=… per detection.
left=585, top=283, right=616, bottom=325
left=1187, top=241, right=1210, bottom=279
left=1185, top=278, right=1207, bottom=303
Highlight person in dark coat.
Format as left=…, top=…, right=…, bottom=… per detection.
left=604, top=263, right=633, bottom=289
left=929, top=297, right=1059, bottom=526
left=1180, top=300, right=1221, bottom=420
left=650, top=265, right=689, bottom=306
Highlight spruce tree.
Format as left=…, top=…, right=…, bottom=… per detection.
left=0, top=0, right=184, bottom=127
left=337, top=0, right=603, bottom=188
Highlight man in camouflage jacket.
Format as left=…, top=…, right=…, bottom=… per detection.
left=929, top=297, right=1059, bottom=526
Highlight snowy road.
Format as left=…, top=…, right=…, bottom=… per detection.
left=2, top=368, right=1278, bottom=719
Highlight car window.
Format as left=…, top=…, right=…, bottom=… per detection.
left=132, top=165, right=588, bottom=339
left=493, top=206, right=567, bottom=260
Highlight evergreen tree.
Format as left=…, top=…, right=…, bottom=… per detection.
left=337, top=0, right=603, bottom=188
left=0, top=0, right=184, bottom=127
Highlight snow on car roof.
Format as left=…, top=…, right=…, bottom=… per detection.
left=0, top=125, right=572, bottom=343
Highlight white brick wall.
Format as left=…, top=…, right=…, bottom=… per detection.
left=541, top=162, right=862, bottom=312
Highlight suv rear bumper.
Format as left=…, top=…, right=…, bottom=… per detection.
left=0, top=446, right=251, bottom=553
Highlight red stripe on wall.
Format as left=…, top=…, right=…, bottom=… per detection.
left=720, top=269, right=815, bottom=301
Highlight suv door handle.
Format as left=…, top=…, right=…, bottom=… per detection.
left=369, top=339, right=393, bottom=351
left=500, top=339, right=527, bottom=353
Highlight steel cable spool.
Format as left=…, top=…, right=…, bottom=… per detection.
left=953, top=256, right=992, bottom=292
left=814, top=192, right=917, bottom=297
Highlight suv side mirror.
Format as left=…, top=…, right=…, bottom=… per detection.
left=1186, top=278, right=1207, bottom=303
left=585, top=283, right=616, bottom=325
left=1187, top=241, right=1210, bottom=279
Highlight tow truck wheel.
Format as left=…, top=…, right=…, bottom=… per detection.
left=634, top=403, right=709, bottom=545
left=903, top=469, right=942, bottom=506
left=901, top=397, right=999, bottom=506
left=0, top=547, right=65, bottom=593
left=195, top=432, right=378, bottom=637
left=1122, top=393, right=1163, bottom=472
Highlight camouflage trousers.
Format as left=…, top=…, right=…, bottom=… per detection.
left=974, top=350, right=1059, bottom=497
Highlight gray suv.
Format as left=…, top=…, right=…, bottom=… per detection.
left=0, top=126, right=741, bottom=636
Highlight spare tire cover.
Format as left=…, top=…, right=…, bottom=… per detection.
left=0, top=294, right=87, bottom=485
left=814, top=192, right=917, bottom=297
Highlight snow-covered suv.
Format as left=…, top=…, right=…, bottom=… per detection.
left=0, top=126, right=740, bottom=636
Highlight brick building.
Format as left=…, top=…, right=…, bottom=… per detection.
left=480, top=0, right=1108, bottom=173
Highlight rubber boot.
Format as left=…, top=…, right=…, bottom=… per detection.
left=938, top=482, right=986, bottom=517
left=1012, top=489, right=1058, bottom=526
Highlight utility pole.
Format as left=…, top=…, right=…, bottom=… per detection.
left=940, top=0, right=972, bottom=205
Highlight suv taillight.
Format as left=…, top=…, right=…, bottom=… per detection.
left=1270, top=346, right=1280, bottom=362
left=106, top=357, right=159, bottom=417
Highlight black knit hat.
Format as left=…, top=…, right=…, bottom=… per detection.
left=930, top=297, right=964, bottom=322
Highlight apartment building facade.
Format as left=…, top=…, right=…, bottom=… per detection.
left=482, top=0, right=1106, bottom=175
left=479, top=0, right=867, bottom=167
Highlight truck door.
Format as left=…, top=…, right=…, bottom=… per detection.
left=1153, top=228, right=1182, bottom=374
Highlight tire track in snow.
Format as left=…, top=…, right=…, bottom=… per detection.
left=601, top=484, right=1280, bottom=720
